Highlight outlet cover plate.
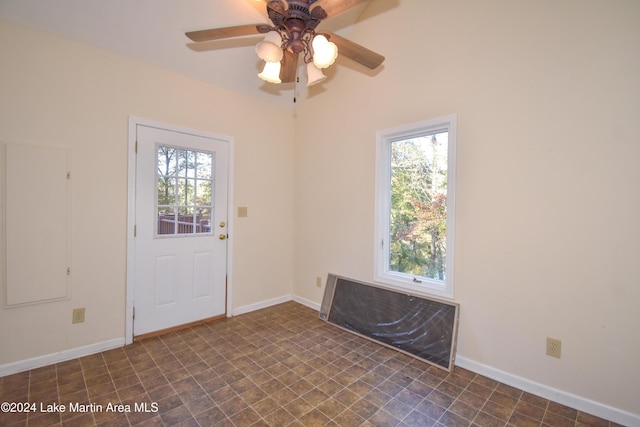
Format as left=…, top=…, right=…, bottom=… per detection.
left=72, top=307, right=85, bottom=324
left=546, top=337, right=562, bottom=358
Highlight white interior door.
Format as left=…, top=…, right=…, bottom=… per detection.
left=133, top=124, right=228, bottom=337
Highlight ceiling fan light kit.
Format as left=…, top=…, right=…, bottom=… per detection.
left=310, top=34, right=338, bottom=69
left=306, top=61, right=327, bottom=87
left=255, top=30, right=284, bottom=62
left=185, top=0, right=384, bottom=92
left=258, top=61, right=282, bottom=84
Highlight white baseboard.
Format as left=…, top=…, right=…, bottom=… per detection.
left=455, top=356, right=639, bottom=427
left=231, top=295, right=292, bottom=316
left=0, top=338, right=125, bottom=377
left=292, top=295, right=320, bottom=312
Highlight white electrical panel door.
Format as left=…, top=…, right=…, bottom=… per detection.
left=3, top=143, right=71, bottom=307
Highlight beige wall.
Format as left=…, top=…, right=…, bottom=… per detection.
left=293, top=0, right=640, bottom=418
left=0, top=19, right=294, bottom=363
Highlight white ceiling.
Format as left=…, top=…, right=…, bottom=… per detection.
left=0, top=0, right=372, bottom=108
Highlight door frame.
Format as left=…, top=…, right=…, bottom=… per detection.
left=125, top=116, right=234, bottom=345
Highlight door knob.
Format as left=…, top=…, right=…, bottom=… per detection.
left=219, top=234, right=227, bottom=240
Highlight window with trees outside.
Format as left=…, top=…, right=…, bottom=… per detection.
left=375, top=115, right=456, bottom=299
left=156, top=145, right=214, bottom=236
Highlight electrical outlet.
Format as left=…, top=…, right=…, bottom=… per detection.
left=546, top=337, right=561, bottom=358
left=316, top=276, right=322, bottom=288
left=72, top=307, right=85, bottom=324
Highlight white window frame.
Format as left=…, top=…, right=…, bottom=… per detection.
left=374, top=115, right=457, bottom=299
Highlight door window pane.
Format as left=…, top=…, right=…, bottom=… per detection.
left=157, top=146, right=178, bottom=176
left=156, top=145, right=215, bottom=236
left=157, top=177, right=175, bottom=206
left=196, top=152, right=212, bottom=178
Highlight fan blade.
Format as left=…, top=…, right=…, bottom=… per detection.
left=309, top=0, right=368, bottom=19
left=280, top=50, right=298, bottom=83
left=186, top=24, right=271, bottom=43
left=326, top=32, right=384, bottom=69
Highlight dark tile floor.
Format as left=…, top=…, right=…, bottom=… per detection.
left=0, top=301, right=623, bottom=426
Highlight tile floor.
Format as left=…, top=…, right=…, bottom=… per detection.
left=0, top=301, right=623, bottom=427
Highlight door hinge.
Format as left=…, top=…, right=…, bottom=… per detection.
left=134, top=225, right=137, bottom=237
left=135, top=140, right=138, bottom=154
left=133, top=306, right=135, bottom=320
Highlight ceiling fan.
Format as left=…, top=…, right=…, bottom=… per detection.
left=185, top=0, right=385, bottom=88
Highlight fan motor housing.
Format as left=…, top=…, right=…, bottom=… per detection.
left=267, top=0, right=325, bottom=54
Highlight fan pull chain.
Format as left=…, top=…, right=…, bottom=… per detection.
left=293, top=57, right=301, bottom=103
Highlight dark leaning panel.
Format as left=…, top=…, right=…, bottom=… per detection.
left=319, top=274, right=460, bottom=371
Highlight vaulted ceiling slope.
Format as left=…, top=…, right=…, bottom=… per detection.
left=0, top=0, right=373, bottom=108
